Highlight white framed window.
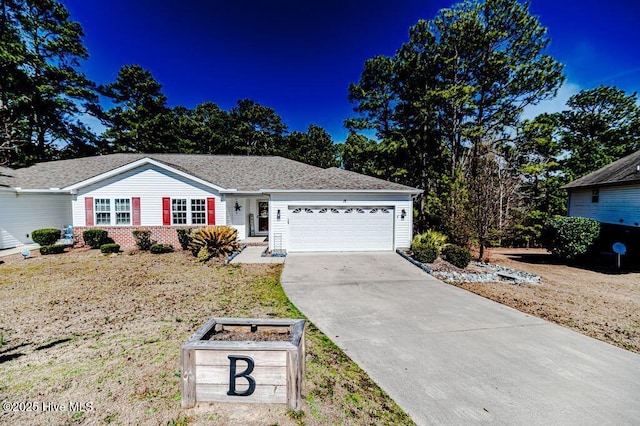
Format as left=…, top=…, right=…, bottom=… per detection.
left=95, top=199, right=111, bottom=225
left=172, top=198, right=207, bottom=225
left=94, top=198, right=133, bottom=226
left=191, top=199, right=206, bottom=225
left=172, top=199, right=187, bottom=225
left=115, top=198, right=131, bottom=225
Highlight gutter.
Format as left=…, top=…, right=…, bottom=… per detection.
left=561, top=180, right=640, bottom=191
left=260, top=189, right=423, bottom=195
left=0, top=187, right=73, bottom=194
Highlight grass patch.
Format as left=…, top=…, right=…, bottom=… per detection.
left=0, top=250, right=413, bottom=425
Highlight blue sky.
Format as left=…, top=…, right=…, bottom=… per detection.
left=64, top=0, right=640, bottom=142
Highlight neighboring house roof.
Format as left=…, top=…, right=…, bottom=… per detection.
left=0, top=166, right=15, bottom=188
left=4, top=154, right=420, bottom=192
left=563, top=150, right=640, bottom=190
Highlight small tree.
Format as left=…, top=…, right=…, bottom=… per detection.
left=132, top=229, right=153, bottom=251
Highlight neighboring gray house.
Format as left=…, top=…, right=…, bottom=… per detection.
left=563, top=150, right=640, bottom=229
left=0, top=154, right=421, bottom=252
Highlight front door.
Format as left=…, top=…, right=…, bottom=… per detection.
left=258, top=201, right=269, bottom=233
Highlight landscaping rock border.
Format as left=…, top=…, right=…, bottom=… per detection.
left=225, top=245, right=246, bottom=264
left=396, top=249, right=542, bottom=285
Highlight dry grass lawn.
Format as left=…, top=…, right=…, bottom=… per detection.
left=457, top=248, right=640, bottom=353
left=0, top=249, right=413, bottom=425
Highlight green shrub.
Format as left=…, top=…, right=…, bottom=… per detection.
left=188, top=226, right=240, bottom=261
left=441, top=244, right=472, bottom=269
left=132, top=229, right=153, bottom=251
left=32, top=228, right=61, bottom=246
left=150, top=243, right=174, bottom=254
left=100, top=243, right=120, bottom=254
left=411, top=230, right=448, bottom=263
left=83, top=229, right=109, bottom=249
left=176, top=228, right=192, bottom=251
left=39, top=244, right=67, bottom=255
left=412, top=243, right=438, bottom=263
left=542, top=216, right=601, bottom=261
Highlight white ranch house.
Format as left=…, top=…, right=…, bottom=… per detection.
left=0, top=154, right=421, bottom=253
left=564, top=149, right=640, bottom=229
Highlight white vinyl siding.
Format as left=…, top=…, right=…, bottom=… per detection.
left=226, top=197, right=247, bottom=240
left=71, top=164, right=225, bottom=227
left=0, top=191, right=72, bottom=249
left=568, top=184, right=640, bottom=227
left=268, top=192, right=413, bottom=253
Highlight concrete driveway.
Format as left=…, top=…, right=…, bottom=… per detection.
left=281, top=252, right=640, bottom=425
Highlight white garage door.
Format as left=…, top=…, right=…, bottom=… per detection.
left=288, top=206, right=394, bottom=252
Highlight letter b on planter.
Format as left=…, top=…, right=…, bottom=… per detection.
left=227, top=355, right=256, bottom=396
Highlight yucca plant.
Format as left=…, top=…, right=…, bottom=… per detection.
left=188, top=226, right=240, bottom=261
left=412, top=230, right=448, bottom=249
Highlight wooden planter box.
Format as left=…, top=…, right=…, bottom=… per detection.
left=181, top=317, right=306, bottom=410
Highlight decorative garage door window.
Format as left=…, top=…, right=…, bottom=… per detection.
left=292, top=207, right=390, bottom=214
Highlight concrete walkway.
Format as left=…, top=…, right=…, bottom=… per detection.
left=0, top=244, right=39, bottom=258
left=281, top=252, right=640, bottom=426
left=229, top=246, right=285, bottom=264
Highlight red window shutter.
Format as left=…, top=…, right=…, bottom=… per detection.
left=162, top=197, right=171, bottom=225
left=85, top=197, right=94, bottom=226
left=207, top=198, right=215, bottom=225
left=132, top=197, right=141, bottom=226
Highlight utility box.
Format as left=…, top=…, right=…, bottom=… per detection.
left=181, top=317, right=305, bottom=410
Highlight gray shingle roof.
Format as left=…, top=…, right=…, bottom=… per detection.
left=273, top=167, right=417, bottom=191
left=0, top=166, right=15, bottom=188
left=4, top=154, right=419, bottom=192
left=563, top=150, right=640, bottom=190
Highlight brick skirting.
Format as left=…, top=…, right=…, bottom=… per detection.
left=73, top=226, right=184, bottom=250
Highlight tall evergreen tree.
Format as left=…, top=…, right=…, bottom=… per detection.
left=0, top=0, right=97, bottom=166
left=560, top=86, right=640, bottom=181
left=281, top=124, right=338, bottom=168
left=228, top=99, right=287, bottom=156
left=187, top=101, right=231, bottom=154
left=348, top=0, right=564, bottom=257
left=99, top=64, right=177, bottom=153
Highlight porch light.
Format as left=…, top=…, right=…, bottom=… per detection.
left=401, top=209, right=406, bottom=219
left=234, top=201, right=242, bottom=212
left=277, top=209, right=281, bottom=220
